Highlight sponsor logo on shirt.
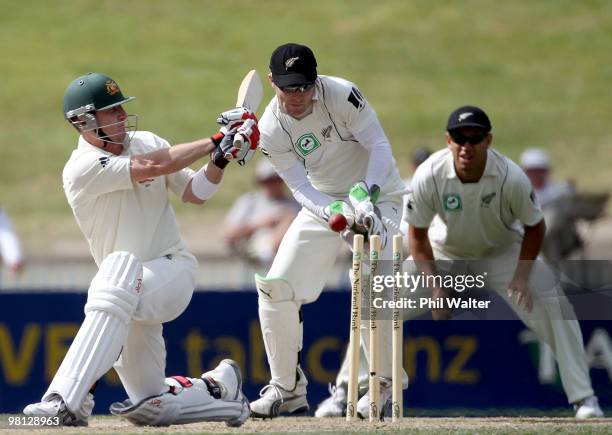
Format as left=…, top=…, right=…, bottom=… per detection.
left=295, top=133, right=321, bottom=157
left=321, top=125, right=332, bottom=140
left=443, top=193, right=462, bottom=211
left=138, top=178, right=155, bottom=187
left=348, top=87, right=365, bottom=111
left=406, top=198, right=414, bottom=212
left=98, top=156, right=110, bottom=168
left=481, top=192, right=496, bottom=207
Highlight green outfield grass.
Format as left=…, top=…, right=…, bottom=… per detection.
left=1, top=0, right=611, bottom=248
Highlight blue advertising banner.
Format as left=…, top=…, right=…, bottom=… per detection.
left=0, top=291, right=610, bottom=414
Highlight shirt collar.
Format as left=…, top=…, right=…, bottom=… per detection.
left=444, top=148, right=497, bottom=179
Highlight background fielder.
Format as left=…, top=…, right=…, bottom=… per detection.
left=249, top=43, right=407, bottom=419
left=23, top=72, right=259, bottom=426
left=403, top=105, right=603, bottom=419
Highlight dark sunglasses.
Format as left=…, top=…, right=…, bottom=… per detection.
left=450, top=131, right=488, bottom=145
left=279, top=83, right=315, bottom=94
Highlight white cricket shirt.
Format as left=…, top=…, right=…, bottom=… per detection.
left=405, top=148, right=544, bottom=258
left=258, top=75, right=404, bottom=214
left=63, top=132, right=194, bottom=265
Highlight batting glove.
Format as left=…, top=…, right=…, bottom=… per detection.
left=211, top=133, right=235, bottom=169
left=232, top=119, right=260, bottom=166
left=217, top=107, right=257, bottom=134
left=211, top=107, right=257, bottom=147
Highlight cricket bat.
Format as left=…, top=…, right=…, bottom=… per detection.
left=232, top=69, right=263, bottom=152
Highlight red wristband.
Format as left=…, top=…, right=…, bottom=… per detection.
left=211, top=132, right=224, bottom=147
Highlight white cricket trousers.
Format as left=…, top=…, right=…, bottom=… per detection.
left=402, top=243, right=593, bottom=404
left=262, top=199, right=403, bottom=388
left=113, top=251, right=197, bottom=402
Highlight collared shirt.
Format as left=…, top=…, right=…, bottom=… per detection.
left=259, top=75, right=404, bottom=201
left=63, top=132, right=194, bottom=266
left=404, top=148, right=543, bottom=258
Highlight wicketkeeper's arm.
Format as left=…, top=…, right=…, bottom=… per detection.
left=276, top=162, right=333, bottom=219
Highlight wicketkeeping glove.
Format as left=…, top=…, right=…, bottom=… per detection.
left=324, top=200, right=356, bottom=228
left=348, top=181, right=380, bottom=225
left=348, top=181, right=387, bottom=247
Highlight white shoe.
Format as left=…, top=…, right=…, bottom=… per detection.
left=574, top=396, right=604, bottom=419
left=357, top=378, right=392, bottom=421
left=23, top=393, right=93, bottom=426
left=250, top=367, right=309, bottom=418
left=201, top=359, right=249, bottom=427
left=202, top=359, right=242, bottom=401
left=315, top=383, right=347, bottom=418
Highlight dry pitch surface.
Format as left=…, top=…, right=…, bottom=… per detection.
left=2, top=416, right=612, bottom=434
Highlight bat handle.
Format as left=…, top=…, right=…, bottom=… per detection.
left=233, top=134, right=245, bottom=150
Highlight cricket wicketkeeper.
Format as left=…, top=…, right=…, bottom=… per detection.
left=250, top=43, right=408, bottom=419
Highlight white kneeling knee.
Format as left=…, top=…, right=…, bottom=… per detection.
left=86, top=251, right=143, bottom=323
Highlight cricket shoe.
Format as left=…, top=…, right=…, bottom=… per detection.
left=201, top=359, right=250, bottom=427
left=314, top=383, right=347, bottom=418
left=23, top=393, right=94, bottom=426
left=356, top=378, right=392, bottom=421
left=250, top=367, right=309, bottom=418
left=574, top=395, right=604, bottom=419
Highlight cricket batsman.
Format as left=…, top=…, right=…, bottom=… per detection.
left=23, top=72, right=259, bottom=426
left=249, top=43, right=407, bottom=419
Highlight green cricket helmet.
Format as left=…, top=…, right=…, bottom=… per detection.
left=63, top=72, right=135, bottom=119
left=63, top=73, right=137, bottom=145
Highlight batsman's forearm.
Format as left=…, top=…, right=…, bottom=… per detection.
left=132, top=138, right=216, bottom=180
left=163, top=138, right=217, bottom=173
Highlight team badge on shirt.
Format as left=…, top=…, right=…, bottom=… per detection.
left=480, top=192, right=496, bottom=208
left=295, top=133, right=321, bottom=157
left=443, top=193, right=462, bottom=211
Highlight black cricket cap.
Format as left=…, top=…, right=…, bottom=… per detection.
left=270, top=43, right=318, bottom=87
left=446, top=105, right=492, bottom=132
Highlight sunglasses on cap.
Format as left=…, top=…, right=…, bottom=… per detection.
left=279, top=83, right=315, bottom=94
left=449, top=131, right=488, bottom=145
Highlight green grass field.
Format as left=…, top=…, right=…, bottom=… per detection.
left=1, top=0, right=611, bottom=249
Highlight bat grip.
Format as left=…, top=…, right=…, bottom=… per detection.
left=233, top=134, right=245, bottom=150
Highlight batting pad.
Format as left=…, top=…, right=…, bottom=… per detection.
left=258, top=298, right=302, bottom=390
left=86, top=251, right=143, bottom=322
left=43, top=251, right=143, bottom=416
left=110, top=378, right=244, bottom=426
